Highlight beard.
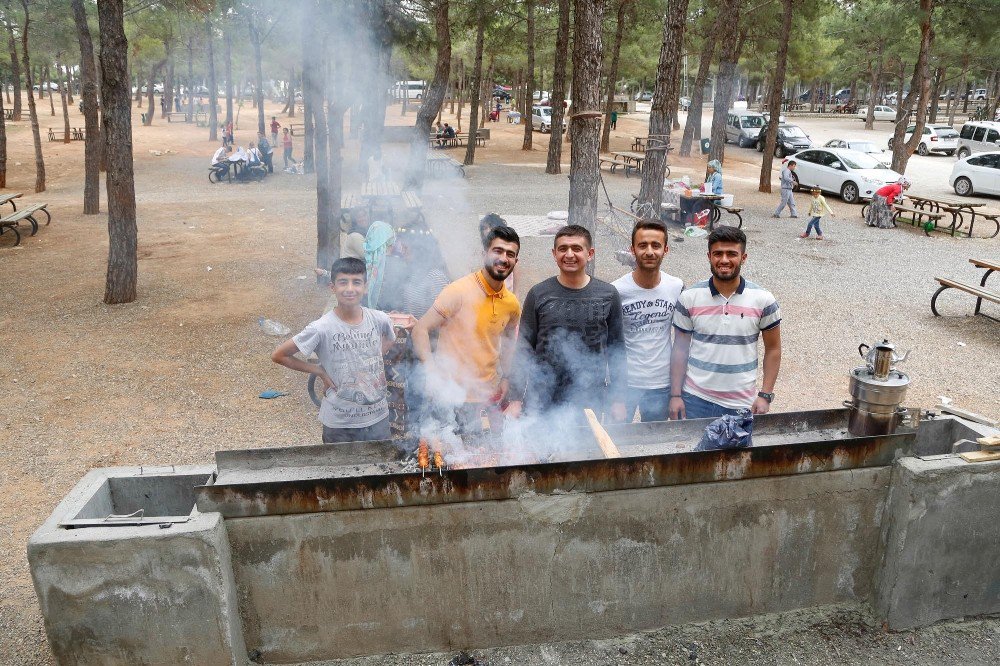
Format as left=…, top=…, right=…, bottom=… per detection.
left=485, top=260, right=513, bottom=282
left=710, top=262, right=741, bottom=281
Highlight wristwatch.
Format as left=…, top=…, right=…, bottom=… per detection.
left=758, top=391, right=774, bottom=403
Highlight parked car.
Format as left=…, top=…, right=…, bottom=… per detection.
left=724, top=109, right=765, bottom=147
left=857, top=105, right=896, bottom=121
left=968, top=88, right=988, bottom=101
left=754, top=122, right=812, bottom=157
left=634, top=91, right=653, bottom=102
left=32, top=82, right=60, bottom=92
left=531, top=105, right=565, bottom=133
left=492, top=86, right=512, bottom=102
left=823, top=139, right=887, bottom=157
left=950, top=151, right=1000, bottom=197
left=832, top=88, right=852, bottom=104
left=679, top=96, right=691, bottom=111
left=532, top=90, right=551, bottom=101
left=790, top=148, right=902, bottom=204
left=887, top=124, right=959, bottom=156
left=956, top=121, right=1000, bottom=159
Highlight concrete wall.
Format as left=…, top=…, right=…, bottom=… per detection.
left=28, top=467, right=246, bottom=666
left=876, top=455, right=1000, bottom=630
left=227, top=467, right=890, bottom=663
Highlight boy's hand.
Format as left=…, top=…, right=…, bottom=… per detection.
left=320, top=373, right=336, bottom=394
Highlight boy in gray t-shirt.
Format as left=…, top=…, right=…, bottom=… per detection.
left=272, top=258, right=396, bottom=443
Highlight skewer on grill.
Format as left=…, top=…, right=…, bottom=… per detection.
left=418, top=438, right=429, bottom=476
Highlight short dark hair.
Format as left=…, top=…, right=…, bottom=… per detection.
left=631, top=218, right=667, bottom=246
left=330, top=257, right=367, bottom=282
left=707, top=226, right=747, bottom=251
left=787, top=160, right=797, bottom=166
left=484, top=225, right=520, bottom=253
left=554, top=224, right=592, bottom=248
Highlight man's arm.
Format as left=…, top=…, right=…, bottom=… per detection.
left=411, top=308, right=447, bottom=364
left=668, top=329, right=691, bottom=419
left=752, top=325, right=782, bottom=415
left=272, top=339, right=334, bottom=391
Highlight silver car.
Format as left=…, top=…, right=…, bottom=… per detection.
left=531, top=105, right=565, bottom=133
left=956, top=121, right=1000, bottom=159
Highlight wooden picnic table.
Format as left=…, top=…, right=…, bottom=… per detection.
left=631, top=135, right=672, bottom=152
left=905, top=194, right=996, bottom=238
left=361, top=181, right=402, bottom=199
left=612, top=151, right=645, bottom=172
left=0, top=192, right=23, bottom=212
left=679, top=192, right=724, bottom=227
left=931, top=257, right=1000, bottom=321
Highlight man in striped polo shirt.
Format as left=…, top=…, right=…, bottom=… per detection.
left=668, top=226, right=782, bottom=420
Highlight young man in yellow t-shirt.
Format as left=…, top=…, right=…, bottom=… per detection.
left=412, top=226, right=522, bottom=433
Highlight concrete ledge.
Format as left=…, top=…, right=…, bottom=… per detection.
left=28, top=466, right=245, bottom=665
left=876, top=454, right=1000, bottom=630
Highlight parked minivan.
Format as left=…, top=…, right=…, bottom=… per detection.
left=956, top=121, right=1000, bottom=158
left=725, top=110, right=766, bottom=148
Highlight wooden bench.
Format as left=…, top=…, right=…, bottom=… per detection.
left=0, top=203, right=50, bottom=247
left=47, top=128, right=69, bottom=142
left=717, top=205, right=744, bottom=228
left=194, top=111, right=209, bottom=127
left=289, top=123, right=304, bottom=136
left=931, top=277, right=999, bottom=321
left=426, top=155, right=465, bottom=178
left=400, top=191, right=424, bottom=223
left=0, top=192, right=23, bottom=213
left=893, top=204, right=946, bottom=236
left=165, top=112, right=191, bottom=123
left=600, top=157, right=638, bottom=177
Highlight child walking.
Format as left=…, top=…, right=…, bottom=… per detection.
left=801, top=187, right=833, bottom=240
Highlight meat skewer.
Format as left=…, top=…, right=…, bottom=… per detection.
left=418, top=438, right=429, bottom=476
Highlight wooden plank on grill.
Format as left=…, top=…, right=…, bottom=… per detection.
left=959, top=450, right=1000, bottom=463
left=583, top=408, right=621, bottom=458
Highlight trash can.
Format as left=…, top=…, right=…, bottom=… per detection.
left=700, top=138, right=711, bottom=154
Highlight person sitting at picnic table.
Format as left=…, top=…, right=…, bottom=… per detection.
left=704, top=159, right=724, bottom=195
left=437, top=123, right=456, bottom=148
left=211, top=144, right=231, bottom=180
left=257, top=131, right=274, bottom=173
left=865, top=177, right=910, bottom=229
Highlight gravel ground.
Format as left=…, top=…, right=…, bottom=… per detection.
left=1, top=102, right=997, bottom=665
left=309, top=603, right=1000, bottom=666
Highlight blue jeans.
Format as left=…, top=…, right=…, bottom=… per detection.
left=682, top=391, right=743, bottom=419
left=626, top=387, right=671, bottom=422
left=805, top=216, right=822, bottom=236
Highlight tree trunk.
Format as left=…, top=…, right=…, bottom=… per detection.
left=522, top=0, right=536, bottom=150
left=708, top=0, right=742, bottom=166
left=865, top=44, right=883, bottom=129
left=406, top=0, right=450, bottom=188
left=59, top=62, right=71, bottom=143
left=0, top=84, right=6, bottom=188
left=19, top=0, right=44, bottom=192
left=249, top=15, right=265, bottom=135
left=599, top=0, right=628, bottom=153
left=757, top=0, right=793, bottom=193
left=987, top=68, right=1000, bottom=121
left=224, top=29, right=234, bottom=126
left=71, top=0, right=100, bottom=213
left=301, top=4, right=315, bottom=173
left=186, top=37, right=194, bottom=120
left=463, top=14, right=485, bottom=166
left=4, top=6, right=21, bottom=121
left=206, top=19, right=218, bottom=141
left=163, top=58, right=173, bottom=118
left=545, top=0, right=570, bottom=174
left=313, top=83, right=331, bottom=275
left=96, top=0, right=138, bottom=305
left=456, top=58, right=464, bottom=133
left=46, top=65, right=55, bottom=116
left=143, top=58, right=165, bottom=125
left=567, top=0, right=605, bottom=230
left=66, top=66, right=74, bottom=104
left=637, top=0, right=688, bottom=213
left=927, top=65, right=944, bottom=123
left=890, top=0, right=934, bottom=174
left=680, top=18, right=719, bottom=157
left=287, top=66, right=295, bottom=117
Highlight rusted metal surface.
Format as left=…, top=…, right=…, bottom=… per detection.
left=197, top=409, right=918, bottom=518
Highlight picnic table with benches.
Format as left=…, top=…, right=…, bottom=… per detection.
left=931, top=258, right=999, bottom=321
left=861, top=194, right=999, bottom=238
left=289, top=123, right=305, bottom=136
left=429, top=131, right=486, bottom=149
left=0, top=202, right=51, bottom=247
left=426, top=153, right=466, bottom=178
left=47, top=127, right=85, bottom=142
left=0, top=192, right=23, bottom=213
left=341, top=183, right=424, bottom=226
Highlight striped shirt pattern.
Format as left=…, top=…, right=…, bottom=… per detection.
left=672, top=277, right=781, bottom=409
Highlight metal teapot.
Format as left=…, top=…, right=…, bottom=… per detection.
left=858, top=338, right=909, bottom=381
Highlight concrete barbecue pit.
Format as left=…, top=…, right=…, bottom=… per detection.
left=28, top=409, right=1000, bottom=665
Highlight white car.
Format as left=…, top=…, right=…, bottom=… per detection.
left=823, top=139, right=887, bottom=157
left=790, top=148, right=901, bottom=204
left=857, top=105, right=896, bottom=121
left=888, top=124, right=959, bottom=156
left=531, top=105, right=565, bottom=133
left=950, top=151, right=1000, bottom=197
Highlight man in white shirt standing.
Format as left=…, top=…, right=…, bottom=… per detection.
left=612, top=219, right=684, bottom=422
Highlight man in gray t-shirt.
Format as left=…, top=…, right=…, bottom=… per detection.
left=612, top=219, right=683, bottom=422
left=272, top=258, right=396, bottom=443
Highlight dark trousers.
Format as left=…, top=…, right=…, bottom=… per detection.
left=263, top=151, right=274, bottom=173
left=322, top=417, right=391, bottom=444
left=625, top=386, right=671, bottom=422
left=283, top=146, right=295, bottom=167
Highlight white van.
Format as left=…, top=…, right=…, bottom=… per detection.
left=957, top=121, right=1000, bottom=158
left=724, top=110, right=766, bottom=148
left=393, top=80, right=426, bottom=100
